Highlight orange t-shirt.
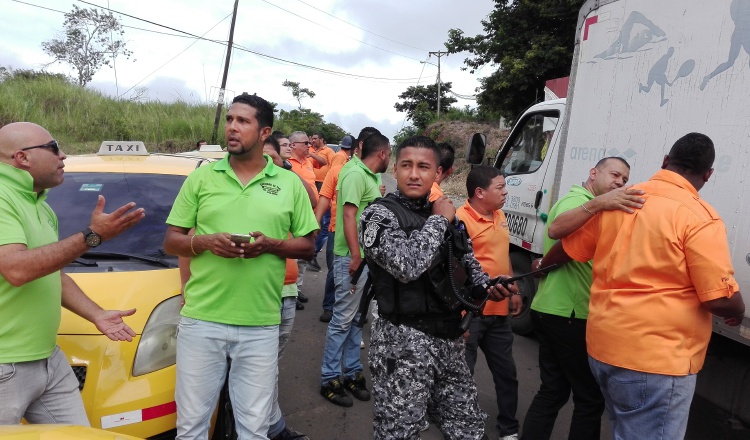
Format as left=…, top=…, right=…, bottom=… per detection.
left=329, top=149, right=349, bottom=170
left=456, top=201, right=511, bottom=316
left=289, top=156, right=319, bottom=201
left=562, top=169, right=739, bottom=375
left=310, top=146, right=337, bottom=182
left=284, top=258, right=299, bottom=285
left=320, top=163, right=345, bottom=232
left=428, top=182, right=444, bottom=202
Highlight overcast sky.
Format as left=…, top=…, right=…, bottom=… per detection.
left=0, top=0, right=496, bottom=141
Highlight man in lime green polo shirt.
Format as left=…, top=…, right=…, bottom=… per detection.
left=164, top=93, right=318, bottom=440
left=0, top=122, right=145, bottom=426
left=319, top=131, right=391, bottom=407
left=522, top=157, right=643, bottom=440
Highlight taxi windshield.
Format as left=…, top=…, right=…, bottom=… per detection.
left=47, top=173, right=185, bottom=259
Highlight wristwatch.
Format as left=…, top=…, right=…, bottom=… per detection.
left=82, top=228, right=102, bottom=247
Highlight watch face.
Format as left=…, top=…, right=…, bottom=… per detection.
left=85, top=233, right=101, bottom=247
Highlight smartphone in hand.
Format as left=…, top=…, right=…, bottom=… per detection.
left=229, top=233, right=254, bottom=244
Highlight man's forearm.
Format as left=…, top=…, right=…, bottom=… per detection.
left=0, top=234, right=90, bottom=287
left=343, top=207, right=360, bottom=257
left=315, top=196, right=331, bottom=225
left=61, top=272, right=103, bottom=322
left=548, top=203, right=597, bottom=240
left=268, top=234, right=315, bottom=260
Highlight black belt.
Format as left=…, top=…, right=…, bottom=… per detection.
left=379, top=313, right=463, bottom=339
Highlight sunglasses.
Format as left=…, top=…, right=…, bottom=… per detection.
left=292, top=141, right=311, bottom=146
left=19, top=140, right=60, bottom=155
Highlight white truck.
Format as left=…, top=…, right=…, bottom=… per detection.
left=470, top=0, right=750, bottom=425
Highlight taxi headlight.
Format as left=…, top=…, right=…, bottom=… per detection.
left=132, top=295, right=181, bottom=377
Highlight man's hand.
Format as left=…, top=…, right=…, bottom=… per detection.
left=509, top=294, right=524, bottom=316
left=593, top=186, right=645, bottom=214
left=349, top=254, right=362, bottom=276
left=240, top=232, right=280, bottom=258
left=195, top=233, right=245, bottom=258
left=379, top=184, right=386, bottom=197
left=432, top=196, right=456, bottom=222
left=89, top=195, right=145, bottom=241
left=92, top=308, right=137, bottom=342
left=487, top=277, right=518, bottom=301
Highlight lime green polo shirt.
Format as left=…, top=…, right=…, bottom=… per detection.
left=333, top=156, right=381, bottom=257
left=0, top=163, right=61, bottom=363
left=531, top=184, right=594, bottom=319
left=167, top=155, right=318, bottom=326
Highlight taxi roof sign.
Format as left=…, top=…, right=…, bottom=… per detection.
left=98, top=141, right=149, bottom=156
left=198, top=144, right=223, bottom=152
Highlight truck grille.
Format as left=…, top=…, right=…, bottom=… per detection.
left=72, top=366, right=87, bottom=391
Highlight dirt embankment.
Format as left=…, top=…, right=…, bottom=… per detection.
left=422, top=120, right=510, bottom=200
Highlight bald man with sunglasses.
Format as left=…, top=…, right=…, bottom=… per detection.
left=0, top=122, right=145, bottom=425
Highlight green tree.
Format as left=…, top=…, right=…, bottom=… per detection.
left=42, top=5, right=132, bottom=86
left=394, top=82, right=457, bottom=129
left=445, top=0, right=583, bottom=123
left=275, top=109, right=347, bottom=142
left=282, top=80, right=316, bottom=110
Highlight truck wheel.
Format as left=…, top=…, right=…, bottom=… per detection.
left=510, top=252, right=537, bottom=335
left=211, top=379, right=238, bottom=440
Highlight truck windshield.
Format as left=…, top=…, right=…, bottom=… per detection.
left=46, top=173, right=185, bottom=259
left=499, top=113, right=559, bottom=175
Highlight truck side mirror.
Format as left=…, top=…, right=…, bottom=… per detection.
left=466, top=133, right=487, bottom=165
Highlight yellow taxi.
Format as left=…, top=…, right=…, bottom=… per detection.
left=0, top=425, right=143, bottom=439
left=45, top=142, right=233, bottom=439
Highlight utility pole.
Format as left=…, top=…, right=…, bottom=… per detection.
left=429, top=51, right=448, bottom=118
left=211, top=0, right=239, bottom=144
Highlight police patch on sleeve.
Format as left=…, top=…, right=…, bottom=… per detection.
left=363, top=221, right=380, bottom=248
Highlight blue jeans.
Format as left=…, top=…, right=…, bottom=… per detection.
left=0, top=346, right=89, bottom=425
left=269, top=293, right=297, bottom=438
left=588, top=356, right=696, bottom=440
left=314, top=209, right=330, bottom=256
left=320, top=254, right=368, bottom=384
left=175, top=317, right=279, bottom=440
left=322, top=231, right=336, bottom=311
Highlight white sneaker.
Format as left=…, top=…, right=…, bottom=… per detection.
left=500, top=434, right=519, bottom=440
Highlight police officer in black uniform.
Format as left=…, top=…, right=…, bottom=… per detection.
left=360, top=135, right=516, bottom=440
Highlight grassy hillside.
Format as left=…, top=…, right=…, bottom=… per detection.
left=0, top=72, right=221, bottom=154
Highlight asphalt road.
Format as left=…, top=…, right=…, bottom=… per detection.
left=273, top=174, right=750, bottom=439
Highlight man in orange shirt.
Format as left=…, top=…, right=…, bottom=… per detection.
left=428, top=142, right=455, bottom=202
left=543, top=133, right=746, bottom=439
left=456, top=165, right=522, bottom=440
left=288, top=131, right=319, bottom=306
left=309, top=132, right=337, bottom=271
left=314, top=135, right=356, bottom=322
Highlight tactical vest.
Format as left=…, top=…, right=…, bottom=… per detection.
left=367, top=194, right=469, bottom=339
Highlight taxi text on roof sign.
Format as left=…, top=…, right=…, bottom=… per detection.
left=98, top=141, right=149, bottom=156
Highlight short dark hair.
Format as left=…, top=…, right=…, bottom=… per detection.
left=264, top=136, right=280, bottom=154
left=271, top=130, right=287, bottom=140
left=313, top=131, right=325, bottom=141
left=231, top=93, right=274, bottom=129
left=437, top=142, right=455, bottom=171
left=667, top=132, right=715, bottom=175
left=595, top=156, right=630, bottom=170
left=396, top=135, right=440, bottom=165
left=356, top=127, right=381, bottom=146
left=466, top=165, right=503, bottom=199
left=361, top=133, right=390, bottom=160
left=196, top=139, right=206, bottom=147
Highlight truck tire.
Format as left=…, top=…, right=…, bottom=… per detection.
left=211, top=379, right=238, bottom=440
left=510, top=251, right=537, bottom=335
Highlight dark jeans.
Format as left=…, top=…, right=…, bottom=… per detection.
left=314, top=209, right=330, bottom=256
left=521, top=311, right=604, bottom=440
left=465, top=315, right=519, bottom=436
left=322, top=231, right=335, bottom=311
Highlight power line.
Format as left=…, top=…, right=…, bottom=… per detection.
left=259, top=0, right=424, bottom=62
left=295, top=0, right=428, bottom=52
left=400, top=59, right=430, bottom=131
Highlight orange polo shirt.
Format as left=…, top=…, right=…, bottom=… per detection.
left=310, top=145, right=337, bottom=182
left=289, top=156, right=319, bottom=201
left=284, top=258, right=299, bottom=285
left=320, top=163, right=345, bottom=232
left=428, top=182, right=445, bottom=202
left=562, top=169, right=739, bottom=375
left=456, top=201, right=511, bottom=316
left=330, top=149, right=349, bottom=170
